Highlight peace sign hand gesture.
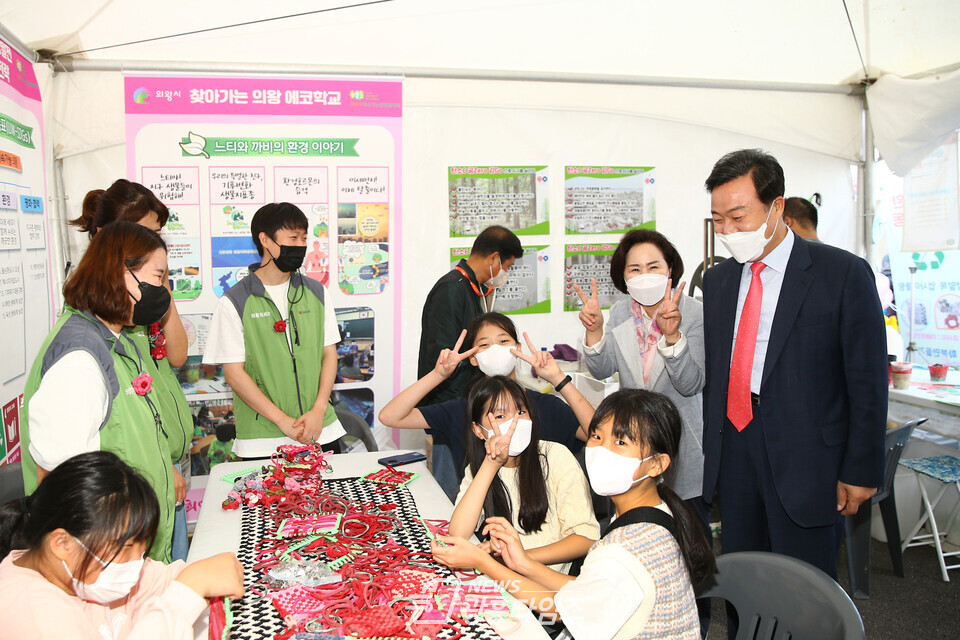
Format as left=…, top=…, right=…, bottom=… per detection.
left=573, top=278, right=603, bottom=337
left=655, top=278, right=686, bottom=344
left=511, top=332, right=564, bottom=387
left=480, top=412, right=519, bottom=466
left=434, top=329, right=479, bottom=379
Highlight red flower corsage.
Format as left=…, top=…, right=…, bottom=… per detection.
left=274, top=320, right=287, bottom=333
left=151, top=346, right=167, bottom=360
left=132, top=372, right=153, bottom=396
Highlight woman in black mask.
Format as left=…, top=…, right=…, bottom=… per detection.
left=72, top=180, right=194, bottom=562
left=20, top=221, right=179, bottom=562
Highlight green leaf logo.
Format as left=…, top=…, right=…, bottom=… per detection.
left=179, top=132, right=209, bottom=158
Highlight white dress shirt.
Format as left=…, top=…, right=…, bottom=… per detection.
left=731, top=229, right=795, bottom=394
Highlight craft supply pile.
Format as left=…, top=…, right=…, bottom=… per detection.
left=217, top=444, right=519, bottom=640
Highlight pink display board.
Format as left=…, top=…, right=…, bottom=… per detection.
left=125, top=75, right=402, bottom=445
left=0, top=38, right=54, bottom=466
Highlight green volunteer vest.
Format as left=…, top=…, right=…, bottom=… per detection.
left=127, top=326, right=193, bottom=463
left=21, top=307, right=175, bottom=563
left=222, top=268, right=338, bottom=441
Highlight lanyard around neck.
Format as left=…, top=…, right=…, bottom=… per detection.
left=455, top=266, right=491, bottom=298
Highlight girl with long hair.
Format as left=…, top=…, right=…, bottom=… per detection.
left=433, top=375, right=599, bottom=575
left=380, top=312, right=591, bottom=500
left=437, top=389, right=716, bottom=639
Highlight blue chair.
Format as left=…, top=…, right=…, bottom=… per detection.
left=696, top=551, right=865, bottom=640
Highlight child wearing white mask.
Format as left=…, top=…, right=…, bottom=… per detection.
left=0, top=451, right=243, bottom=640
left=445, top=389, right=716, bottom=640
left=432, top=376, right=599, bottom=576
left=379, top=313, right=591, bottom=500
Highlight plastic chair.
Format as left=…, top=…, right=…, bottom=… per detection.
left=844, top=417, right=925, bottom=599
left=0, top=461, right=24, bottom=505
left=334, top=405, right=378, bottom=452
left=695, top=551, right=865, bottom=640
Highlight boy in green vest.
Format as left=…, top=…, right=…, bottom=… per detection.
left=203, top=203, right=346, bottom=458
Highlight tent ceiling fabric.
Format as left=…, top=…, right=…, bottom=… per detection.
left=867, top=67, right=960, bottom=176
left=2, top=0, right=957, bottom=84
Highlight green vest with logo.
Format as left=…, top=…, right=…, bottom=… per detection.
left=222, top=268, right=337, bottom=441
left=127, top=326, right=193, bottom=464
left=21, top=307, right=175, bottom=563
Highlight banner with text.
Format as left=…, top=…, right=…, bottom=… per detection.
left=448, top=166, right=549, bottom=236
left=126, top=75, right=401, bottom=446
left=564, top=165, right=656, bottom=234
left=0, top=38, right=52, bottom=465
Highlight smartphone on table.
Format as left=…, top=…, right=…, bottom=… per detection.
left=377, top=451, right=427, bottom=467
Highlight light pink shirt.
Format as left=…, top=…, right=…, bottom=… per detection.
left=0, top=551, right=207, bottom=640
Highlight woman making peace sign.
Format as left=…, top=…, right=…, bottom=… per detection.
left=574, top=230, right=710, bottom=546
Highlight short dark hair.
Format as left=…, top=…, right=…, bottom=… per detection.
left=71, top=179, right=169, bottom=236
left=216, top=422, right=236, bottom=443
left=0, top=451, right=159, bottom=577
left=609, top=229, right=684, bottom=295
left=704, top=149, right=785, bottom=207
left=783, top=196, right=818, bottom=230
left=250, top=202, right=308, bottom=256
left=470, top=225, right=524, bottom=261
left=63, top=221, right=167, bottom=325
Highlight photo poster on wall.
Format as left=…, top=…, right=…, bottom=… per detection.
left=564, top=165, right=656, bottom=234
left=450, top=245, right=551, bottom=314
left=125, top=75, right=402, bottom=446
left=448, top=166, right=549, bottom=236
left=901, top=133, right=959, bottom=252
left=884, top=140, right=960, bottom=367
left=563, top=243, right=624, bottom=311
left=0, top=38, right=53, bottom=466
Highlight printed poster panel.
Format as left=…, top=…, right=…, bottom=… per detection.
left=450, top=245, right=551, bottom=315
left=448, top=166, right=549, bottom=236
left=337, top=167, right=389, bottom=295
left=125, top=76, right=401, bottom=448
left=143, top=167, right=204, bottom=300
left=336, top=307, right=375, bottom=383
left=563, top=243, right=624, bottom=311
left=882, top=161, right=960, bottom=366
left=902, top=134, right=960, bottom=252
left=0, top=38, right=53, bottom=465
left=564, top=165, right=656, bottom=234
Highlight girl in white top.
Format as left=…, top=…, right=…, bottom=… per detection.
left=456, top=389, right=717, bottom=640
left=432, top=370, right=600, bottom=575
left=0, top=451, right=243, bottom=640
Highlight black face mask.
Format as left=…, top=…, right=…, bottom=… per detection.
left=129, top=272, right=172, bottom=326
left=269, top=244, right=306, bottom=273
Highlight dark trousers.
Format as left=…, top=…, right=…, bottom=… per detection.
left=717, top=412, right=839, bottom=578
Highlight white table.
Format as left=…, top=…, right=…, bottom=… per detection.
left=888, top=366, right=960, bottom=443
left=189, top=452, right=549, bottom=639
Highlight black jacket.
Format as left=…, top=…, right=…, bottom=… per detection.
left=418, top=259, right=488, bottom=406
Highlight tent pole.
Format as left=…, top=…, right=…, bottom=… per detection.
left=862, top=92, right=877, bottom=266
left=0, top=22, right=38, bottom=62
left=58, top=58, right=860, bottom=96
left=50, top=157, right=72, bottom=310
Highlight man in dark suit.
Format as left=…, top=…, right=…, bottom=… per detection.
left=701, top=149, right=887, bottom=579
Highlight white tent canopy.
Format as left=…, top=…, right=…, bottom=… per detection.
left=1, top=0, right=957, bottom=393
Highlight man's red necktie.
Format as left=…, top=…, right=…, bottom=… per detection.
left=727, top=261, right=766, bottom=431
